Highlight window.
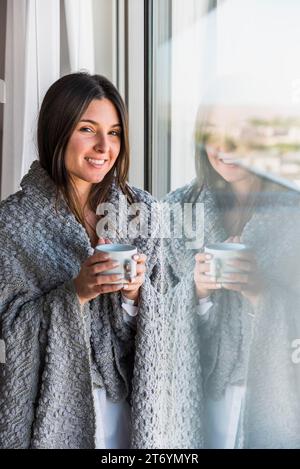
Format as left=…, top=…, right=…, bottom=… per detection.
left=0, top=0, right=7, bottom=196
left=149, top=0, right=300, bottom=195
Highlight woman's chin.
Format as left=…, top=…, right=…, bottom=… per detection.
left=214, top=164, right=251, bottom=184
left=82, top=171, right=108, bottom=184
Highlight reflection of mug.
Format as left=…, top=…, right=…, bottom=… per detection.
left=204, top=243, right=251, bottom=283
left=94, top=244, right=137, bottom=284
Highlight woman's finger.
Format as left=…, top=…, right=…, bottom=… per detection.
left=94, top=283, right=124, bottom=294
left=234, top=251, right=254, bottom=262
left=197, top=282, right=222, bottom=290
left=195, top=273, right=217, bottom=283
left=221, top=282, right=243, bottom=292
left=130, top=273, right=145, bottom=284
left=195, top=263, right=212, bottom=274
left=95, top=273, right=125, bottom=285
left=133, top=253, right=147, bottom=264
left=195, top=252, right=213, bottom=263
left=124, top=274, right=145, bottom=288
left=136, top=264, right=146, bottom=275
left=226, top=259, right=253, bottom=272
left=89, top=260, right=119, bottom=275
left=221, top=272, right=250, bottom=284
left=86, top=251, right=111, bottom=266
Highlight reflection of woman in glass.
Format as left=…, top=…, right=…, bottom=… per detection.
left=163, top=106, right=300, bottom=448
left=0, top=73, right=162, bottom=449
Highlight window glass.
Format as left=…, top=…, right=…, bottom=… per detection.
left=152, top=0, right=300, bottom=193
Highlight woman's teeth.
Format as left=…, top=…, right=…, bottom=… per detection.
left=218, top=157, right=236, bottom=165
left=86, top=157, right=106, bottom=166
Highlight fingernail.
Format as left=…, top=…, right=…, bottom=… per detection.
left=133, top=254, right=139, bottom=260
left=123, top=284, right=129, bottom=289
left=205, top=254, right=212, bottom=260
left=112, top=261, right=119, bottom=267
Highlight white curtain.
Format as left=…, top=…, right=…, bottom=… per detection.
left=64, top=0, right=95, bottom=74
left=1, top=0, right=60, bottom=200
left=2, top=0, right=26, bottom=201
left=1, top=0, right=95, bottom=200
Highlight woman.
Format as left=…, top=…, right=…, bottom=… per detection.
left=162, top=106, right=300, bottom=448
left=0, top=73, right=163, bottom=449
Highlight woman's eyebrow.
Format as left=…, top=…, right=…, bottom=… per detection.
left=79, top=119, right=121, bottom=128
left=79, top=119, right=98, bottom=125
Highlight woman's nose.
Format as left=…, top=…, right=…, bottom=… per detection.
left=94, top=135, right=109, bottom=153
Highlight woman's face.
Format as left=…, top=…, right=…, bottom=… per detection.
left=64, top=98, right=122, bottom=191
left=203, top=113, right=252, bottom=185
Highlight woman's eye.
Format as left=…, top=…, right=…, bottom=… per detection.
left=80, top=127, right=94, bottom=133
left=110, top=130, right=122, bottom=137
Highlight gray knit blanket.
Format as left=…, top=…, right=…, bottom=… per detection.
left=161, top=180, right=300, bottom=449
left=0, top=160, right=163, bottom=449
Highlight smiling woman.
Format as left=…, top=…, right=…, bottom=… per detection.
left=0, top=72, right=163, bottom=449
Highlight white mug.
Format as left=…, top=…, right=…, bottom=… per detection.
left=94, top=244, right=137, bottom=284
left=204, top=242, right=251, bottom=283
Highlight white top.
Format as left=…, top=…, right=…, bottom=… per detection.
left=197, top=296, right=246, bottom=449
left=93, top=295, right=138, bottom=449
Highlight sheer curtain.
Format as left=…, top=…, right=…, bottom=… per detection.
left=1, top=0, right=95, bottom=200
left=1, top=0, right=60, bottom=200
left=64, top=0, right=95, bottom=73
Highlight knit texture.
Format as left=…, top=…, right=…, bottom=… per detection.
left=0, top=160, right=163, bottom=449
left=161, top=180, right=300, bottom=448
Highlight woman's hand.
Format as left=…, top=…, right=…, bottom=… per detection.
left=121, top=253, right=147, bottom=304
left=194, top=236, right=239, bottom=299
left=97, top=237, right=147, bottom=304
left=73, top=250, right=126, bottom=306
left=194, top=252, right=222, bottom=299
left=220, top=250, right=263, bottom=306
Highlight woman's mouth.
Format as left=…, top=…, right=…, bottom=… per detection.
left=217, top=153, right=239, bottom=167
left=85, top=157, right=107, bottom=168
left=219, top=158, right=237, bottom=166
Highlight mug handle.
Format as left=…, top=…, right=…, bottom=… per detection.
left=209, top=258, right=223, bottom=280
left=124, top=259, right=137, bottom=281
left=215, top=259, right=223, bottom=280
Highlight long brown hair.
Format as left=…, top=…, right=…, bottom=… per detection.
left=37, top=72, right=134, bottom=231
